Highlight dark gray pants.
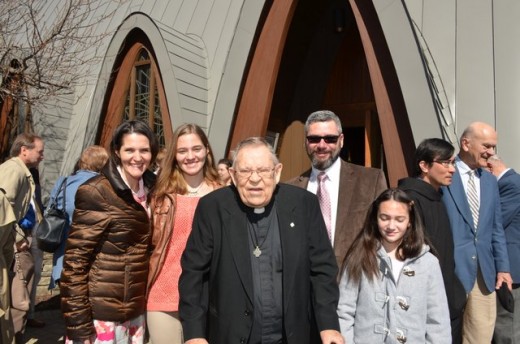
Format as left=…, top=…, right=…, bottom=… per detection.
left=493, top=286, right=520, bottom=344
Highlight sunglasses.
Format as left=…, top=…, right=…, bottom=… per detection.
left=306, top=135, right=340, bottom=144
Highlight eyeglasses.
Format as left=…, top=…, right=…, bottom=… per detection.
left=433, top=159, right=456, bottom=168
left=306, top=135, right=340, bottom=144
left=234, top=167, right=276, bottom=179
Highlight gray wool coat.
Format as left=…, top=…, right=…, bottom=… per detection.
left=338, top=245, right=451, bottom=343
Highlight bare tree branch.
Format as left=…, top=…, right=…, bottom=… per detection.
left=0, top=0, right=123, bottom=105
left=0, top=0, right=126, bottom=160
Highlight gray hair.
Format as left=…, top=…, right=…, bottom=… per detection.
left=487, top=154, right=501, bottom=163
left=231, top=137, right=279, bottom=167
left=10, top=133, right=42, bottom=157
left=304, top=110, right=343, bottom=135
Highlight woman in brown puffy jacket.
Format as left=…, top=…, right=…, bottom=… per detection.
left=60, top=120, right=158, bottom=344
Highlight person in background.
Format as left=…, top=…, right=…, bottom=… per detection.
left=338, top=188, right=451, bottom=343
left=287, top=110, right=387, bottom=267
left=154, top=147, right=167, bottom=175
left=398, top=138, right=466, bottom=343
left=22, top=167, right=46, bottom=329
left=487, top=155, right=520, bottom=344
left=217, top=158, right=232, bottom=185
left=441, top=122, right=511, bottom=343
left=14, top=201, right=39, bottom=332
left=60, top=121, right=158, bottom=343
left=48, top=145, right=108, bottom=289
left=179, top=137, right=343, bottom=344
left=0, top=188, right=16, bottom=343
left=0, top=133, right=44, bottom=344
left=147, top=123, right=220, bottom=344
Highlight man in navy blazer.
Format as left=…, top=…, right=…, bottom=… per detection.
left=179, top=137, right=344, bottom=344
left=487, top=155, right=520, bottom=343
left=442, top=122, right=512, bottom=343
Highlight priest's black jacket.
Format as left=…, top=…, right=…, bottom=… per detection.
left=179, top=183, right=340, bottom=343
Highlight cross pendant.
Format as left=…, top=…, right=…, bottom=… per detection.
left=253, top=246, right=262, bottom=258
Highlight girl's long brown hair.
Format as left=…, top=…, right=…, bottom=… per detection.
left=340, top=188, right=426, bottom=283
left=153, top=123, right=219, bottom=202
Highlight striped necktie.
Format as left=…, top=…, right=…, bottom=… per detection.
left=467, top=170, right=479, bottom=229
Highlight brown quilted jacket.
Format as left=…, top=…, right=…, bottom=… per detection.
left=60, top=160, right=156, bottom=340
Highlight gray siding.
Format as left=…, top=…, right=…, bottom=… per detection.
left=493, top=1, right=520, bottom=165
left=380, top=0, right=520, bottom=169
left=33, top=94, right=74, bottom=200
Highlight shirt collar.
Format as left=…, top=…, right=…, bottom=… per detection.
left=310, top=157, right=341, bottom=182
left=497, top=168, right=511, bottom=181
left=455, top=156, right=481, bottom=177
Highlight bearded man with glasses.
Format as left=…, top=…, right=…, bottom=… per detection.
left=179, top=137, right=344, bottom=344
left=287, top=110, right=387, bottom=268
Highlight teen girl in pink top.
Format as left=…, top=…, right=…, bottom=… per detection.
left=147, top=124, right=220, bottom=344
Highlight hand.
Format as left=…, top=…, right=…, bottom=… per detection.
left=496, top=272, right=513, bottom=291
left=185, top=339, right=209, bottom=344
left=320, top=329, right=345, bottom=344
left=15, top=239, right=29, bottom=252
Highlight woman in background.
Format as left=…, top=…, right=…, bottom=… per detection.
left=337, top=188, right=451, bottom=343
left=154, top=147, right=167, bottom=175
left=147, top=123, right=220, bottom=344
left=60, top=121, right=158, bottom=344
left=217, top=158, right=232, bottom=185
left=48, top=145, right=108, bottom=289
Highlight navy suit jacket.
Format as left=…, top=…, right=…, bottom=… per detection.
left=179, top=184, right=340, bottom=343
left=442, top=167, right=510, bottom=293
left=497, top=169, right=520, bottom=283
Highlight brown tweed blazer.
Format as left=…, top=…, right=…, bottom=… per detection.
left=286, top=159, right=387, bottom=268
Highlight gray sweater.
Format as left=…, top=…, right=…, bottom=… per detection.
left=338, top=245, right=451, bottom=343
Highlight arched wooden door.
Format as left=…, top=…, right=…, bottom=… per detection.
left=230, top=0, right=414, bottom=186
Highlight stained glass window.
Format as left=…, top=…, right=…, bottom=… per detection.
left=122, top=49, right=165, bottom=147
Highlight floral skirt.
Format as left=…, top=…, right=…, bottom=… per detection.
left=65, top=314, right=145, bottom=344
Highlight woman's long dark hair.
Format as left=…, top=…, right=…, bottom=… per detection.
left=340, top=188, right=426, bottom=283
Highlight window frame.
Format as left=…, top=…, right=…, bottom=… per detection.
left=98, top=40, right=172, bottom=148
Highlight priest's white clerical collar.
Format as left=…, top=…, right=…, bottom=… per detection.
left=254, top=207, right=265, bottom=214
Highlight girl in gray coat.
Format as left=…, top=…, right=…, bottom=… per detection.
left=337, top=188, right=451, bottom=343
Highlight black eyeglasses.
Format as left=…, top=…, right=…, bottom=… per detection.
left=433, top=159, right=456, bottom=168
left=233, top=167, right=276, bottom=179
left=306, top=135, right=340, bottom=144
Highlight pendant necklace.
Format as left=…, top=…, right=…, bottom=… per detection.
left=248, top=209, right=272, bottom=258
left=250, top=226, right=266, bottom=258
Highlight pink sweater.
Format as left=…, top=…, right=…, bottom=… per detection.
left=147, top=195, right=200, bottom=311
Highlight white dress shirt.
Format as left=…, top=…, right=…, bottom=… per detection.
left=456, top=156, right=481, bottom=201
left=307, top=158, right=341, bottom=246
